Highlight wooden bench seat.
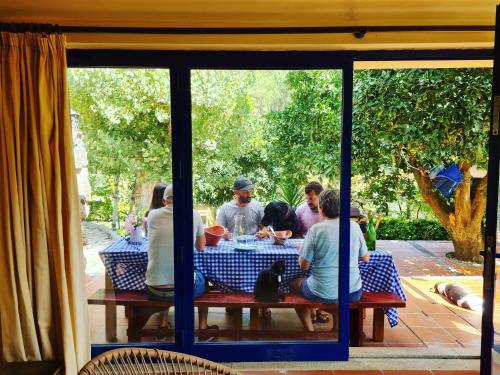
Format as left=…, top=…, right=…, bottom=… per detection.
left=88, top=289, right=405, bottom=345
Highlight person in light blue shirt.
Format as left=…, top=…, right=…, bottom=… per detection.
left=290, top=189, right=369, bottom=332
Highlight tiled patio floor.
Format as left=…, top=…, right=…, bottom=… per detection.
left=85, top=237, right=492, bottom=355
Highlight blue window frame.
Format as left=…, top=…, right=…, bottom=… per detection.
left=480, top=6, right=500, bottom=375
left=68, top=49, right=493, bottom=363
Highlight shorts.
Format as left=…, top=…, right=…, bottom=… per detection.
left=146, top=269, right=206, bottom=302
left=300, top=278, right=362, bottom=304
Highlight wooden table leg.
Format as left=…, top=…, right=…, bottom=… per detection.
left=349, top=308, right=364, bottom=347
left=233, top=308, right=243, bottom=341
left=250, top=308, right=259, bottom=330
left=126, top=307, right=158, bottom=343
left=104, top=272, right=117, bottom=342
left=372, top=308, right=385, bottom=342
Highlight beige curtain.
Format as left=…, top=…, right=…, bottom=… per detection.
left=0, top=31, right=90, bottom=373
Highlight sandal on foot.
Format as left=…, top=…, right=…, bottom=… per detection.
left=201, top=324, right=219, bottom=331
left=156, top=321, right=172, bottom=341
left=260, top=308, right=272, bottom=319
left=313, top=310, right=330, bottom=324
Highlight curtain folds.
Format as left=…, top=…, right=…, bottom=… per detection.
left=0, top=31, right=90, bottom=373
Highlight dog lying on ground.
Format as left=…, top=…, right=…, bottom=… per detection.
left=433, top=282, right=483, bottom=312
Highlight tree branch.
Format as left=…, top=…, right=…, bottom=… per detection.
left=412, top=169, right=452, bottom=229
left=471, top=175, right=488, bottom=228
left=454, top=163, right=471, bottom=227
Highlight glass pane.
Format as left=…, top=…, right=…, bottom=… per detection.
left=68, top=68, right=174, bottom=344
left=191, top=69, right=344, bottom=342
left=353, top=67, right=490, bottom=351
left=494, top=166, right=500, bottom=372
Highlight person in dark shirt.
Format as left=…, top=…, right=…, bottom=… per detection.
left=261, top=201, right=299, bottom=238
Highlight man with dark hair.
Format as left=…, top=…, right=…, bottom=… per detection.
left=296, top=181, right=324, bottom=237
left=216, top=176, right=265, bottom=236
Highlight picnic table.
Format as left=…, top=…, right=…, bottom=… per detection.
left=98, top=237, right=406, bottom=340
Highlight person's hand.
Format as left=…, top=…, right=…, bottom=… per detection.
left=255, top=230, right=269, bottom=239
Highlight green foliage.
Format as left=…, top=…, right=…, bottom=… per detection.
left=377, top=218, right=451, bottom=240
left=191, top=70, right=288, bottom=207
left=70, top=67, right=491, bottom=249
left=267, top=70, right=343, bottom=186
left=87, top=199, right=113, bottom=221
left=277, top=182, right=304, bottom=210
left=353, top=68, right=491, bottom=181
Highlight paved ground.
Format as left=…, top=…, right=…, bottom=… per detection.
left=83, top=225, right=491, bottom=363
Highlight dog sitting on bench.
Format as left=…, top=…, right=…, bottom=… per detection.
left=433, top=282, right=483, bottom=312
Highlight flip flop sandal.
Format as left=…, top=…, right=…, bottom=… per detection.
left=260, top=308, right=272, bottom=319
left=314, top=310, right=330, bottom=324
left=156, top=321, right=172, bottom=341
left=201, top=324, right=219, bottom=330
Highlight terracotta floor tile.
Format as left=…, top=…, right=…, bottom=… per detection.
left=427, top=313, right=471, bottom=329
left=335, top=371, right=382, bottom=375
left=384, top=324, right=424, bottom=345
left=288, top=371, right=333, bottom=375
left=401, top=302, right=424, bottom=313
left=399, top=313, right=439, bottom=327
left=432, top=371, right=479, bottom=375
left=446, top=327, right=481, bottom=346
left=414, top=301, right=453, bottom=314
left=409, top=327, right=456, bottom=343
left=384, top=371, right=432, bottom=375
left=241, top=372, right=285, bottom=375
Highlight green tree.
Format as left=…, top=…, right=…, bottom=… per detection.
left=68, top=68, right=172, bottom=228
left=267, top=70, right=343, bottom=187
left=191, top=70, right=287, bottom=207
left=353, top=68, right=491, bottom=261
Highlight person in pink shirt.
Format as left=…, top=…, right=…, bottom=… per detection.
left=296, top=181, right=324, bottom=238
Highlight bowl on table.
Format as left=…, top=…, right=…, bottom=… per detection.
left=270, top=230, right=292, bottom=245
left=204, top=225, right=226, bottom=246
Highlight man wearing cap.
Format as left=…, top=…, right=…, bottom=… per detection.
left=216, top=176, right=265, bottom=236
left=146, top=184, right=216, bottom=335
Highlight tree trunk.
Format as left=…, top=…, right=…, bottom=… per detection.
left=406, top=201, right=411, bottom=219
left=450, top=228, right=484, bottom=263
left=129, top=178, right=137, bottom=214
left=412, top=165, right=487, bottom=262
left=112, top=174, right=120, bottom=231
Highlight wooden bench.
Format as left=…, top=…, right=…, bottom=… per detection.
left=88, top=290, right=405, bottom=345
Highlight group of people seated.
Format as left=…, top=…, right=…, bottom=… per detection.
left=142, top=176, right=369, bottom=335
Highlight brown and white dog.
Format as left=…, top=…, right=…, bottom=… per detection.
left=433, top=282, right=483, bottom=312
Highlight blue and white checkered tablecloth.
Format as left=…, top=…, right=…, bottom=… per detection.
left=99, top=237, right=406, bottom=327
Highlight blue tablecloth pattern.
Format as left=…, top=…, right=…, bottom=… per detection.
left=99, top=237, right=406, bottom=327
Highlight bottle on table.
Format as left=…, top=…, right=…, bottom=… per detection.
left=366, top=211, right=377, bottom=251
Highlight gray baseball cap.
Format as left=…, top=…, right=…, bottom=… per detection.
left=233, top=176, right=254, bottom=191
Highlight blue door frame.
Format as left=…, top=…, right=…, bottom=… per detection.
left=480, top=5, right=500, bottom=375
left=67, top=48, right=494, bottom=363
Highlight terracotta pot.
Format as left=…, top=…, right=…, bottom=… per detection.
left=205, top=225, right=225, bottom=246
left=271, top=230, right=292, bottom=245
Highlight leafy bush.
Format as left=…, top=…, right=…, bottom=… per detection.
left=376, top=218, right=450, bottom=241
left=87, top=199, right=113, bottom=222
left=277, top=182, right=304, bottom=210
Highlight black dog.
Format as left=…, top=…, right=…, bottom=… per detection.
left=254, top=259, right=286, bottom=303
left=261, top=201, right=299, bottom=237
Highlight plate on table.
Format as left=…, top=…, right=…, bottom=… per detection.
left=233, top=243, right=258, bottom=251
left=236, top=234, right=256, bottom=242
